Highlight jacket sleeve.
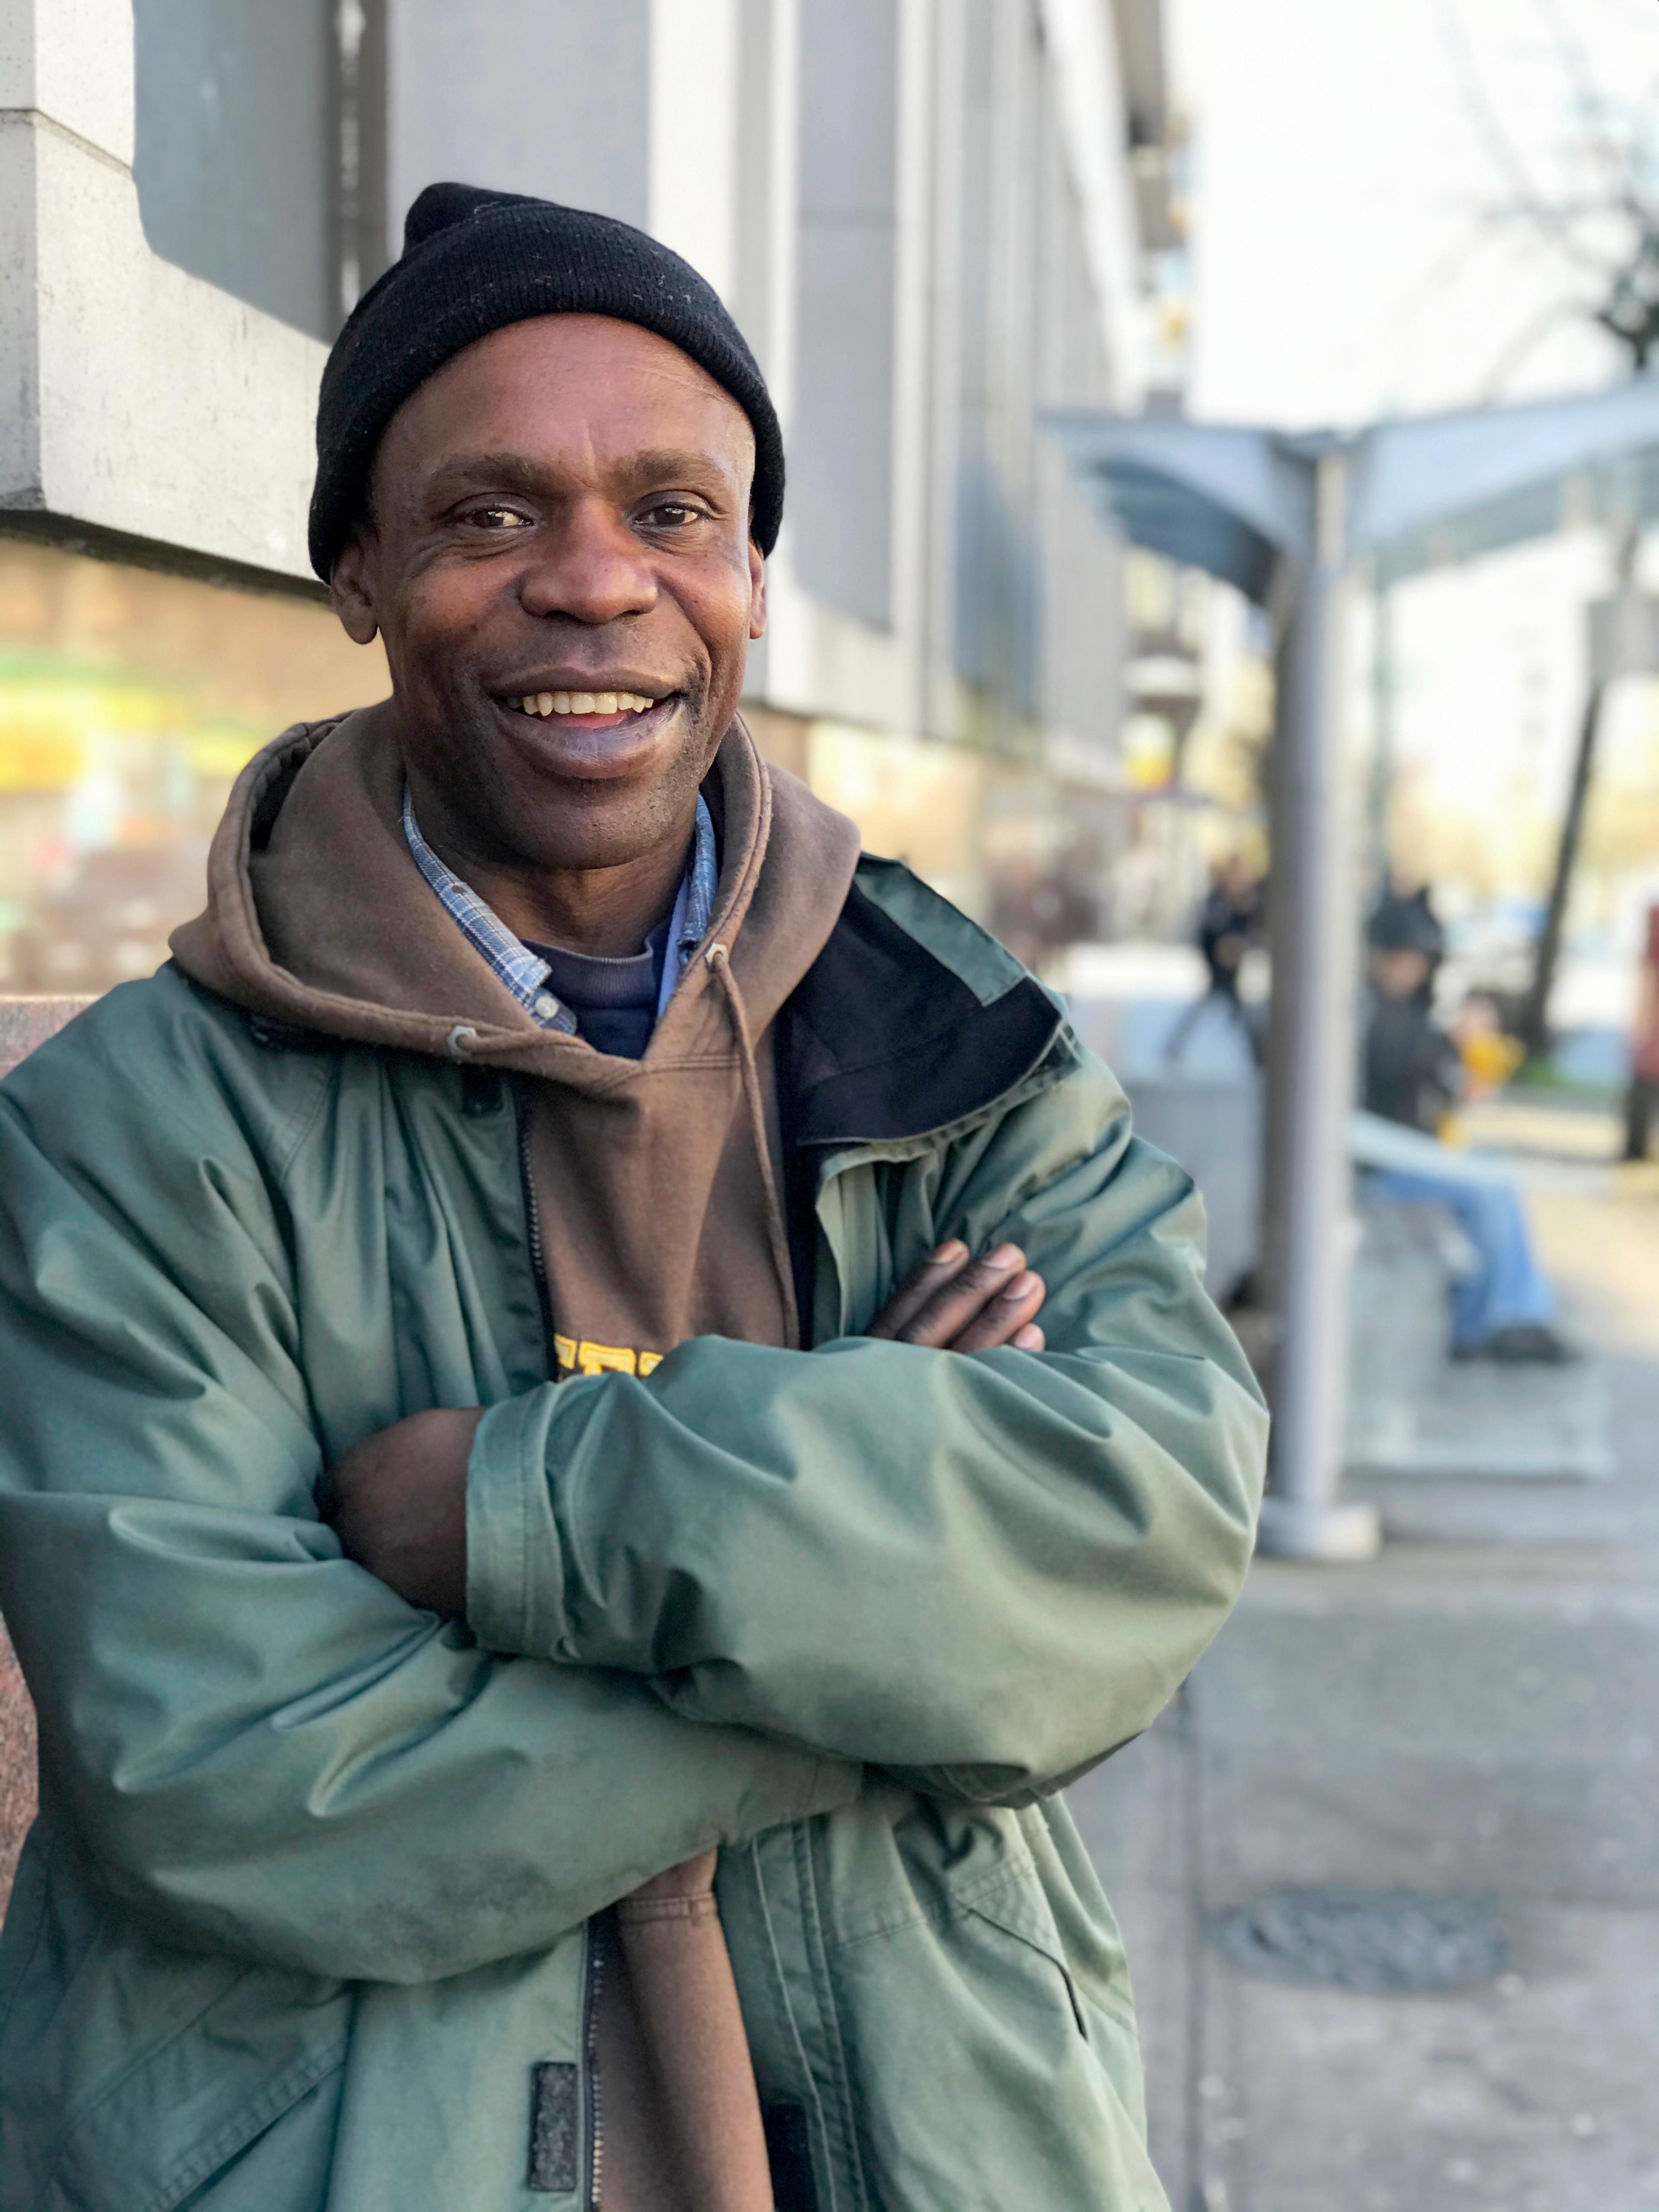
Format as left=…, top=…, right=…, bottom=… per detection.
left=466, top=1048, right=1269, bottom=1805
left=0, top=1055, right=855, bottom=1986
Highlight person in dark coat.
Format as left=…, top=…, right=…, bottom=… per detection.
left=1361, top=891, right=1460, bottom=1135
left=1359, top=884, right=1574, bottom=1363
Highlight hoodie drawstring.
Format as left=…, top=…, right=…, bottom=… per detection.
left=705, top=942, right=801, bottom=1352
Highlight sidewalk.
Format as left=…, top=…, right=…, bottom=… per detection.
left=1072, top=1150, right=1659, bottom=2210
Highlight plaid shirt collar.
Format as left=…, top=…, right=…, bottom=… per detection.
left=401, top=785, right=718, bottom=1036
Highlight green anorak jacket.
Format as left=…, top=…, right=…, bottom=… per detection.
left=0, top=713, right=1267, bottom=2212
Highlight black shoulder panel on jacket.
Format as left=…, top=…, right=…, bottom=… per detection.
left=780, top=880, right=1063, bottom=1146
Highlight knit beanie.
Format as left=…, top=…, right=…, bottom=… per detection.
left=308, top=182, right=784, bottom=579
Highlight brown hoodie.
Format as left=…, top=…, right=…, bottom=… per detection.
left=172, top=707, right=862, bottom=2211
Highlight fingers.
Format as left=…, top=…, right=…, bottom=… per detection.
left=948, top=1267, right=1047, bottom=1354
left=875, top=1243, right=1032, bottom=1350
left=867, top=1239, right=1050, bottom=1356
left=866, top=1239, right=972, bottom=1338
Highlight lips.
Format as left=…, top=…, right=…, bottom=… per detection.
left=489, top=683, right=683, bottom=774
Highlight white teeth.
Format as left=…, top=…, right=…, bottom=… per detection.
left=512, top=690, right=659, bottom=715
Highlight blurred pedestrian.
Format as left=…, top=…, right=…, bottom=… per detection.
left=1165, top=853, right=1262, bottom=1064
left=1623, top=902, right=1659, bottom=1161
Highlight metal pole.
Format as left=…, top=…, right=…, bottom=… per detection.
left=1517, top=678, right=1606, bottom=1062
left=1256, top=448, right=1380, bottom=1562
left=1364, top=566, right=1395, bottom=900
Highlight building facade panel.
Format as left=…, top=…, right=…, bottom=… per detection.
left=387, top=0, right=652, bottom=243
left=790, top=0, right=899, bottom=629
left=133, top=0, right=337, bottom=342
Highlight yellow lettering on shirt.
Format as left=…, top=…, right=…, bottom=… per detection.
left=552, top=1337, right=666, bottom=1379
left=575, top=1341, right=637, bottom=1376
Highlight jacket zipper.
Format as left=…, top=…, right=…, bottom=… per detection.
left=583, top=1916, right=607, bottom=2212
left=513, top=1078, right=556, bottom=1372
left=519, top=1079, right=604, bottom=2201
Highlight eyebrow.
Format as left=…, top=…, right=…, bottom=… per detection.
left=420, top=447, right=741, bottom=504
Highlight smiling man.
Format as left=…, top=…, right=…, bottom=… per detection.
left=0, top=187, right=1266, bottom=2212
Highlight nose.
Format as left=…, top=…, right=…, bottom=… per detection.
left=518, top=499, right=658, bottom=625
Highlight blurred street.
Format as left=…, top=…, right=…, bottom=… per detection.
left=1074, top=1120, right=1659, bottom=2210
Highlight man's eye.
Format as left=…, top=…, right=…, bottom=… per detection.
left=641, top=500, right=705, bottom=529
left=464, top=505, right=533, bottom=531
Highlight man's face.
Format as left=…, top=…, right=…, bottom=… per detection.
left=1371, top=948, right=1431, bottom=1000
left=332, top=314, right=765, bottom=874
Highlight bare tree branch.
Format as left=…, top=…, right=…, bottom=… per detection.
left=1476, top=296, right=1587, bottom=400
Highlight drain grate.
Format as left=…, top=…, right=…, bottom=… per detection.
left=1210, top=1887, right=1508, bottom=1993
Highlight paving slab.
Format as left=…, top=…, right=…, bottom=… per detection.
left=1209, top=1907, right=1659, bottom=2212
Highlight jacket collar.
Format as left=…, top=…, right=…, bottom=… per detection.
left=780, top=869, right=1068, bottom=1149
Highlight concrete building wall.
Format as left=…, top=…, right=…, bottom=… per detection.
left=133, top=0, right=337, bottom=342
left=737, top=0, right=1140, bottom=793
left=791, top=0, right=899, bottom=629
left=0, top=0, right=325, bottom=577
left=386, top=0, right=652, bottom=241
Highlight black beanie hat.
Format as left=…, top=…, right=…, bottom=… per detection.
left=308, top=182, right=785, bottom=579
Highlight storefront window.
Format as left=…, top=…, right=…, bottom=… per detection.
left=0, top=541, right=386, bottom=996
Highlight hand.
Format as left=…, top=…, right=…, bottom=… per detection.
left=323, top=1406, right=482, bottom=1615
left=867, top=1239, right=1046, bottom=1353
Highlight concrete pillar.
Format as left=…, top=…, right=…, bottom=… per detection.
left=1256, top=450, right=1380, bottom=1562
left=649, top=0, right=742, bottom=304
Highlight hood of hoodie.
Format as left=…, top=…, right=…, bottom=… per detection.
left=171, top=706, right=861, bottom=1088
left=173, top=704, right=862, bottom=1373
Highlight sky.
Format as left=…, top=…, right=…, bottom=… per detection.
left=1171, top=0, right=1659, bottom=429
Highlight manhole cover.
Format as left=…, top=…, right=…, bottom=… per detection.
left=1210, top=1888, right=1508, bottom=1992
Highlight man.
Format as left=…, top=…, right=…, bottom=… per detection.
left=1358, top=888, right=1572, bottom=1364
left=0, top=186, right=1266, bottom=2210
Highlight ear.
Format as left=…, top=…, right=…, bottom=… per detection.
left=747, top=537, right=767, bottom=641
left=330, top=534, right=381, bottom=646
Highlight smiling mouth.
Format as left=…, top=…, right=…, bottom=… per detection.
left=503, top=688, right=664, bottom=720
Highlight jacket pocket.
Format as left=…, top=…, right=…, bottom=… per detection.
left=966, top=1878, right=1089, bottom=2039
left=41, top=1968, right=350, bottom=2212
left=825, top=1861, right=1150, bottom=2212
